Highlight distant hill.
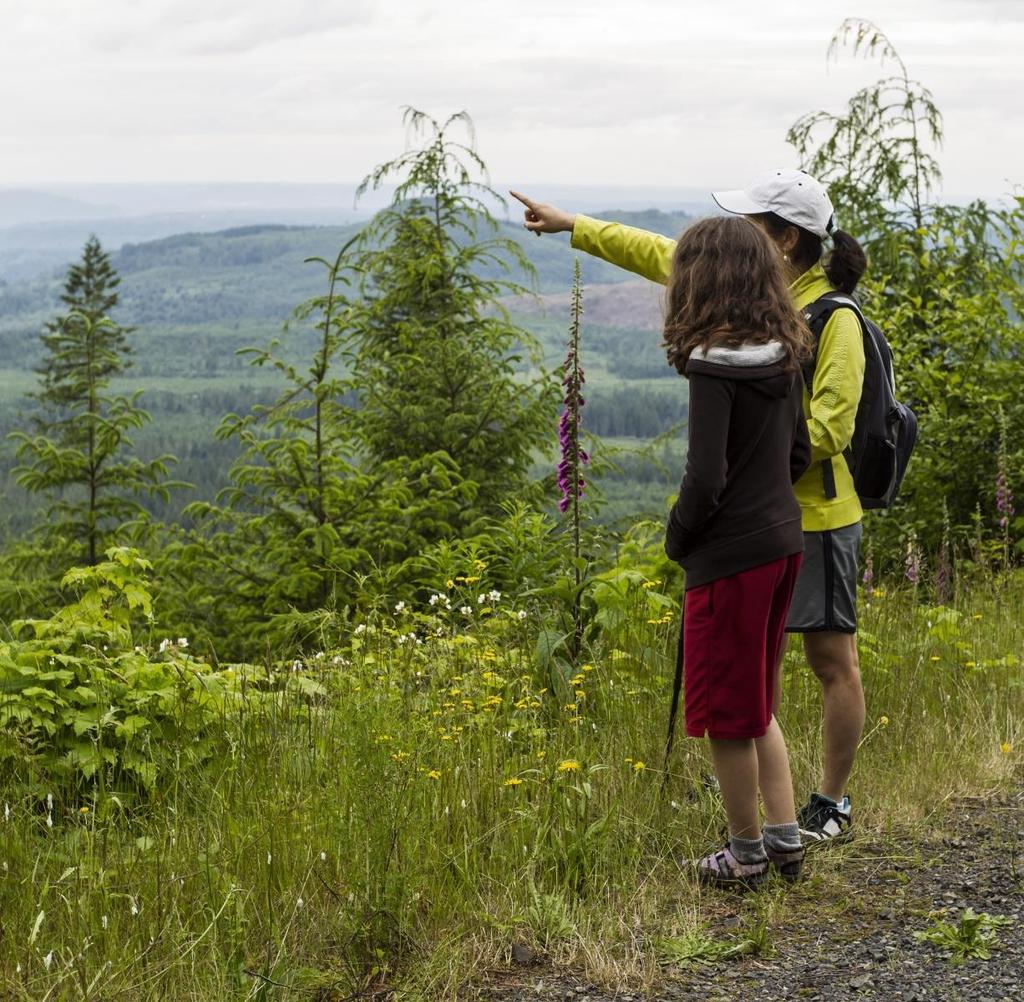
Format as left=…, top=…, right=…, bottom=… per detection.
left=0, top=208, right=692, bottom=536
left=511, top=279, right=664, bottom=332
left=0, top=208, right=691, bottom=349
left=0, top=189, right=121, bottom=227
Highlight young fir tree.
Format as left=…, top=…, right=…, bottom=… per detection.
left=168, top=250, right=471, bottom=655
left=11, top=238, right=177, bottom=567
left=349, top=109, right=557, bottom=526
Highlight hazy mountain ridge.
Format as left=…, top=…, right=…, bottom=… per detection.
left=0, top=208, right=690, bottom=345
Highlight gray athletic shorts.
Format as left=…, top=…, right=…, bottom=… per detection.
left=785, top=522, right=863, bottom=635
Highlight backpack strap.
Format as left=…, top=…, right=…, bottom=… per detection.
left=801, top=292, right=862, bottom=393
left=801, top=292, right=863, bottom=500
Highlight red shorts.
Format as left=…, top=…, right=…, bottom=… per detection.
left=682, top=553, right=803, bottom=740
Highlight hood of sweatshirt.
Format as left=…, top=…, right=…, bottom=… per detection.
left=685, top=339, right=796, bottom=398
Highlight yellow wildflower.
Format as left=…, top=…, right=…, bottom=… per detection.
left=473, top=559, right=488, bottom=571
left=537, top=750, right=546, bottom=759
left=930, top=656, right=941, bottom=662
left=574, top=689, right=586, bottom=699
left=79, top=806, right=89, bottom=814
left=633, top=761, right=646, bottom=772
left=879, top=715, right=890, bottom=726
left=557, top=760, right=581, bottom=772
left=503, top=777, right=523, bottom=787
left=446, top=579, right=455, bottom=589
left=582, top=665, right=594, bottom=673
left=973, top=613, right=983, bottom=620
left=965, top=661, right=977, bottom=668
left=391, top=751, right=410, bottom=762
left=466, top=575, right=481, bottom=583
left=375, top=734, right=392, bottom=744
left=1001, top=742, right=1013, bottom=755
left=426, top=770, right=442, bottom=780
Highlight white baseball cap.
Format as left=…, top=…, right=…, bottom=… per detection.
left=712, top=168, right=837, bottom=240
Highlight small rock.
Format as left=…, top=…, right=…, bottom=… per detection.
left=511, top=942, right=534, bottom=966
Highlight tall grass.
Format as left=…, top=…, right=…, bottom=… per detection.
left=1, top=570, right=1021, bottom=1000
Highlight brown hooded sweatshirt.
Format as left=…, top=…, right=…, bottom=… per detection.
left=666, top=339, right=811, bottom=590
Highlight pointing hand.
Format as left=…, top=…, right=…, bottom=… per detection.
left=509, top=190, right=577, bottom=236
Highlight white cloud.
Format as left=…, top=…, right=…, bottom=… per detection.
left=0, top=0, right=1020, bottom=198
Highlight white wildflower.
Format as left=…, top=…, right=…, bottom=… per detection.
left=517, top=610, right=527, bottom=621
left=159, top=638, right=172, bottom=653
left=320, top=851, right=327, bottom=862
left=460, top=606, right=472, bottom=616
left=477, top=594, right=486, bottom=605
left=488, top=589, right=501, bottom=603
left=354, top=624, right=366, bottom=635
left=296, top=898, right=304, bottom=909
left=444, top=597, right=452, bottom=610
left=177, top=638, right=188, bottom=649
left=395, top=601, right=406, bottom=614
left=429, top=594, right=440, bottom=607
left=291, top=660, right=302, bottom=672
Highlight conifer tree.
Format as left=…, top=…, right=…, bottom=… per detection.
left=167, top=251, right=470, bottom=655
left=11, top=238, right=177, bottom=566
left=349, top=109, right=557, bottom=524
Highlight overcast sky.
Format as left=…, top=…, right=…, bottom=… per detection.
left=1, top=0, right=1022, bottom=198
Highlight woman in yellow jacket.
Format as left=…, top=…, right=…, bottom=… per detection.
left=512, top=171, right=867, bottom=843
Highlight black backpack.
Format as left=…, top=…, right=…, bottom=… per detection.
left=802, top=292, right=918, bottom=510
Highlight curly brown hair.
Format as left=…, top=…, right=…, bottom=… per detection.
left=663, top=215, right=813, bottom=375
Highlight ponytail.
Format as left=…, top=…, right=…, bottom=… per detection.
left=825, top=230, right=867, bottom=295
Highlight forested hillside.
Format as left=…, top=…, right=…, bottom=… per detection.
left=0, top=211, right=693, bottom=536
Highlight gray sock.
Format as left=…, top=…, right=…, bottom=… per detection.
left=763, top=822, right=801, bottom=852
left=729, top=834, right=767, bottom=864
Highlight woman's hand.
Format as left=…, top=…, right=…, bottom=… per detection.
left=510, top=191, right=577, bottom=236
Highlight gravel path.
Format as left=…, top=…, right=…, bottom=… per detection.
left=470, top=789, right=1024, bottom=1002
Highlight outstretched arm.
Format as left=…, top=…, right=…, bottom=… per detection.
left=511, top=191, right=676, bottom=286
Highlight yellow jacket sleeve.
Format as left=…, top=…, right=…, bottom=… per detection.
left=570, top=215, right=676, bottom=285
left=806, top=308, right=865, bottom=463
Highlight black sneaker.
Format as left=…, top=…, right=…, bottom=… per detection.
left=798, top=793, right=852, bottom=844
